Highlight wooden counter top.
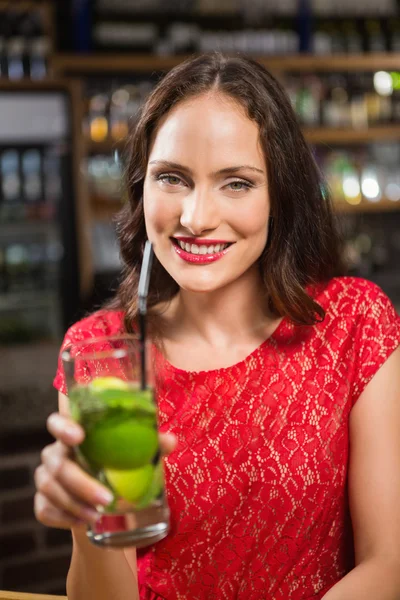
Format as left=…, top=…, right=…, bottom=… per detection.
left=0, top=592, right=67, bottom=600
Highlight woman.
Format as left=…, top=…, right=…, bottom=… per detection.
left=34, top=53, right=400, bottom=599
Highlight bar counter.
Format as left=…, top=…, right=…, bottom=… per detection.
left=0, top=592, right=66, bottom=600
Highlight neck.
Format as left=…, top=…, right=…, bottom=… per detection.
left=165, top=265, right=274, bottom=347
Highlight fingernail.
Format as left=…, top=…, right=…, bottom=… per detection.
left=82, top=508, right=100, bottom=522
left=65, top=424, right=80, bottom=438
left=95, top=488, right=114, bottom=505
left=47, top=454, right=61, bottom=473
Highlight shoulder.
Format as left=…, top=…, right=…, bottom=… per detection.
left=60, top=309, right=126, bottom=349
left=314, top=276, right=398, bottom=321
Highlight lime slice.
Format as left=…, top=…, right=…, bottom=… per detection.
left=134, top=461, right=164, bottom=509
left=79, top=416, right=158, bottom=470
left=105, top=464, right=155, bottom=504
left=91, top=377, right=130, bottom=391
left=69, top=384, right=156, bottom=422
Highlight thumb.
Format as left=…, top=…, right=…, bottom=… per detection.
left=159, top=432, right=177, bottom=456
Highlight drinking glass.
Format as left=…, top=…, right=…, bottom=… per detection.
left=62, top=334, right=170, bottom=548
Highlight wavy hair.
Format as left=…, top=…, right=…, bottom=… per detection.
left=108, top=52, right=344, bottom=331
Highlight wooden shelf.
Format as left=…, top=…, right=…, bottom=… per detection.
left=91, top=193, right=123, bottom=221
left=304, top=125, right=400, bottom=144
left=0, top=79, right=79, bottom=92
left=0, top=591, right=66, bottom=600
left=87, top=138, right=127, bottom=155
left=336, top=199, right=400, bottom=214
left=51, top=52, right=400, bottom=75
left=85, top=124, right=400, bottom=155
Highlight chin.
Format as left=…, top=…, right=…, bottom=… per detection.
left=174, top=272, right=238, bottom=294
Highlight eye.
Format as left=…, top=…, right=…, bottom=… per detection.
left=226, top=179, right=253, bottom=192
left=157, top=173, right=185, bottom=187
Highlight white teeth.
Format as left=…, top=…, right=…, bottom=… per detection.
left=176, top=240, right=230, bottom=254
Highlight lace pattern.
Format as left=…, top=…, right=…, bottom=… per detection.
left=54, top=277, right=400, bottom=599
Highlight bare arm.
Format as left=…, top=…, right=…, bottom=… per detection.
left=68, top=526, right=139, bottom=600
left=323, top=345, right=400, bottom=599
left=36, top=392, right=140, bottom=600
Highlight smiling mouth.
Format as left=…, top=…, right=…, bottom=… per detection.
left=172, top=238, right=233, bottom=255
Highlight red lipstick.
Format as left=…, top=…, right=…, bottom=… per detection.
left=172, top=238, right=233, bottom=264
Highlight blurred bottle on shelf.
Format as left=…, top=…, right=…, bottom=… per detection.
left=0, top=149, right=22, bottom=221
left=387, top=18, right=400, bottom=51
left=364, top=19, right=387, bottom=52
left=295, top=74, right=322, bottom=126
left=342, top=20, right=363, bottom=53
left=86, top=154, right=123, bottom=201
left=0, top=5, right=50, bottom=80
left=22, top=149, right=43, bottom=219
left=109, top=87, right=130, bottom=142
left=88, top=94, right=109, bottom=143
left=315, top=141, right=400, bottom=209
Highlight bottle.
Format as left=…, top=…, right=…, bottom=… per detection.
left=350, top=73, right=368, bottom=130
left=1, top=149, right=21, bottom=205
left=391, top=74, right=400, bottom=123
left=110, top=88, right=129, bottom=142
left=342, top=20, right=363, bottom=53
left=387, top=18, right=400, bottom=52
left=43, top=148, right=62, bottom=220
left=313, top=20, right=332, bottom=55
left=88, top=93, right=109, bottom=143
left=6, top=8, right=26, bottom=80
left=0, top=246, right=6, bottom=293
left=365, top=19, right=387, bottom=52
left=6, top=36, right=25, bottom=80
left=22, top=148, right=43, bottom=218
left=0, top=25, right=6, bottom=78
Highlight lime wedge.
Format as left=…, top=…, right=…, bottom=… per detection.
left=79, top=417, right=158, bottom=470
left=91, top=377, right=130, bottom=391
left=105, top=464, right=155, bottom=504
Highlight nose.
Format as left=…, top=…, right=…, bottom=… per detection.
left=180, top=187, right=221, bottom=235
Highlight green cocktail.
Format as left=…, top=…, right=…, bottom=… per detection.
left=62, top=335, right=170, bottom=548
left=70, top=376, right=163, bottom=510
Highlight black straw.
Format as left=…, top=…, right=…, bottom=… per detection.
left=138, top=241, right=154, bottom=390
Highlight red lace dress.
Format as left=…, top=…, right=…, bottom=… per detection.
left=54, top=277, right=400, bottom=599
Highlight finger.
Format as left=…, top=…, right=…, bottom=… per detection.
left=159, top=432, right=177, bottom=455
left=34, top=465, right=100, bottom=524
left=34, top=492, right=85, bottom=530
left=45, top=455, right=114, bottom=508
left=41, top=440, right=70, bottom=473
left=47, top=412, right=85, bottom=446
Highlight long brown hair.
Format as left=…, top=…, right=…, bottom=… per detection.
left=108, top=52, right=344, bottom=331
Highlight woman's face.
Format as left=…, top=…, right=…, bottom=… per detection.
left=143, top=92, right=270, bottom=294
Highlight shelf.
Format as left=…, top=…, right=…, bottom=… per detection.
left=0, top=290, right=58, bottom=312
left=0, top=79, right=75, bottom=92
left=51, top=52, right=400, bottom=75
left=304, top=125, right=400, bottom=144
left=335, top=199, right=400, bottom=214
left=87, top=138, right=127, bottom=155
left=0, top=221, right=58, bottom=239
left=85, top=124, right=400, bottom=155
left=91, top=194, right=123, bottom=221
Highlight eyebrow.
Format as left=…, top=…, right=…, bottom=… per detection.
left=148, top=160, right=265, bottom=177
